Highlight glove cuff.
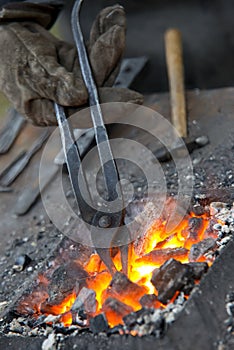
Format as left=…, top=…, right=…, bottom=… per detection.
left=0, top=2, right=62, bottom=29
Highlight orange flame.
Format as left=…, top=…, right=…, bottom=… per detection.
left=82, top=211, right=214, bottom=326
left=19, top=205, right=219, bottom=330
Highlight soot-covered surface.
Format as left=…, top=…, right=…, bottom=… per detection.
left=0, top=88, right=234, bottom=349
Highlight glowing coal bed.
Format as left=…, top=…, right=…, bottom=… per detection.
left=15, top=200, right=234, bottom=336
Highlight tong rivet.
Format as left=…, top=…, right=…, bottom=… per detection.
left=99, top=215, right=112, bottom=228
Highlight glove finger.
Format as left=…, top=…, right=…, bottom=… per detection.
left=24, top=87, right=143, bottom=127
left=89, top=5, right=126, bottom=46
left=56, top=41, right=78, bottom=72
left=90, top=25, right=125, bottom=87
left=99, top=87, right=143, bottom=104
left=89, top=5, right=126, bottom=87
left=57, top=5, right=126, bottom=87
left=24, top=99, right=57, bottom=126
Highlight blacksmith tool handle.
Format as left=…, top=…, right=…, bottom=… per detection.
left=165, top=28, right=187, bottom=138
left=164, top=29, right=209, bottom=156
left=71, top=0, right=121, bottom=203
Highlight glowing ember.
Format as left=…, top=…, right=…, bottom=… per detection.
left=17, top=202, right=220, bottom=330
left=83, top=212, right=212, bottom=326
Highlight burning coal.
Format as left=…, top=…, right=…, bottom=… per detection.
left=16, top=199, right=230, bottom=334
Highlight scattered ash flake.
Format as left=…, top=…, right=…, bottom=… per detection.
left=211, top=202, right=234, bottom=255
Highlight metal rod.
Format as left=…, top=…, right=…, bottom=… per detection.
left=71, top=0, right=120, bottom=202
left=0, top=130, right=49, bottom=187
left=54, top=102, right=94, bottom=224
left=0, top=109, right=26, bottom=154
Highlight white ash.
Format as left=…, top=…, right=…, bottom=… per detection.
left=210, top=202, right=229, bottom=216
left=121, top=292, right=188, bottom=337
left=44, top=315, right=61, bottom=324
left=211, top=202, right=234, bottom=254
left=163, top=304, right=184, bottom=324
left=42, top=333, right=57, bottom=350
left=213, top=223, right=222, bottom=231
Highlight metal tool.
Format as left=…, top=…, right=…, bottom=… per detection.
left=154, top=135, right=209, bottom=162
left=114, top=56, right=148, bottom=88
left=13, top=56, right=147, bottom=214
left=0, top=185, right=12, bottom=193
left=54, top=0, right=130, bottom=275
left=54, top=56, right=148, bottom=166
left=14, top=162, right=59, bottom=216
left=0, top=109, right=26, bottom=154
left=0, top=130, right=49, bottom=187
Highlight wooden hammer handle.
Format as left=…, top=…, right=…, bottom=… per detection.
left=165, top=29, right=187, bottom=138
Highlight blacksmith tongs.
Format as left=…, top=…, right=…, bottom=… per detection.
left=54, top=0, right=130, bottom=275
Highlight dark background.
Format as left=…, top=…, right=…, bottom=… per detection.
left=59, top=0, right=234, bottom=93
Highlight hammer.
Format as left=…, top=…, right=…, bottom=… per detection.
left=165, top=28, right=187, bottom=138
left=154, top=29, right=209, bottom=161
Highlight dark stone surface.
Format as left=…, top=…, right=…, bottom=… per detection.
left=0, top=336, right=45, bottom=350
left=164, top=239, right=234, bottom=350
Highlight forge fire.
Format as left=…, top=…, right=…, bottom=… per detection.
left=15, top=199, right=233, bottom=336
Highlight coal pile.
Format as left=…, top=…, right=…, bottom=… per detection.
left=0, top=200, right=233, bottom=350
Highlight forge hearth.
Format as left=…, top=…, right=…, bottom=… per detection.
left=0, top=198, right=234, bottom=350
left=0, top=86, right=234, bottom=350
left=12, top=198, right=217, bottom=330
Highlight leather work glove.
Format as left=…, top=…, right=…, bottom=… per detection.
left=0, top=3, right=143, bottom=126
